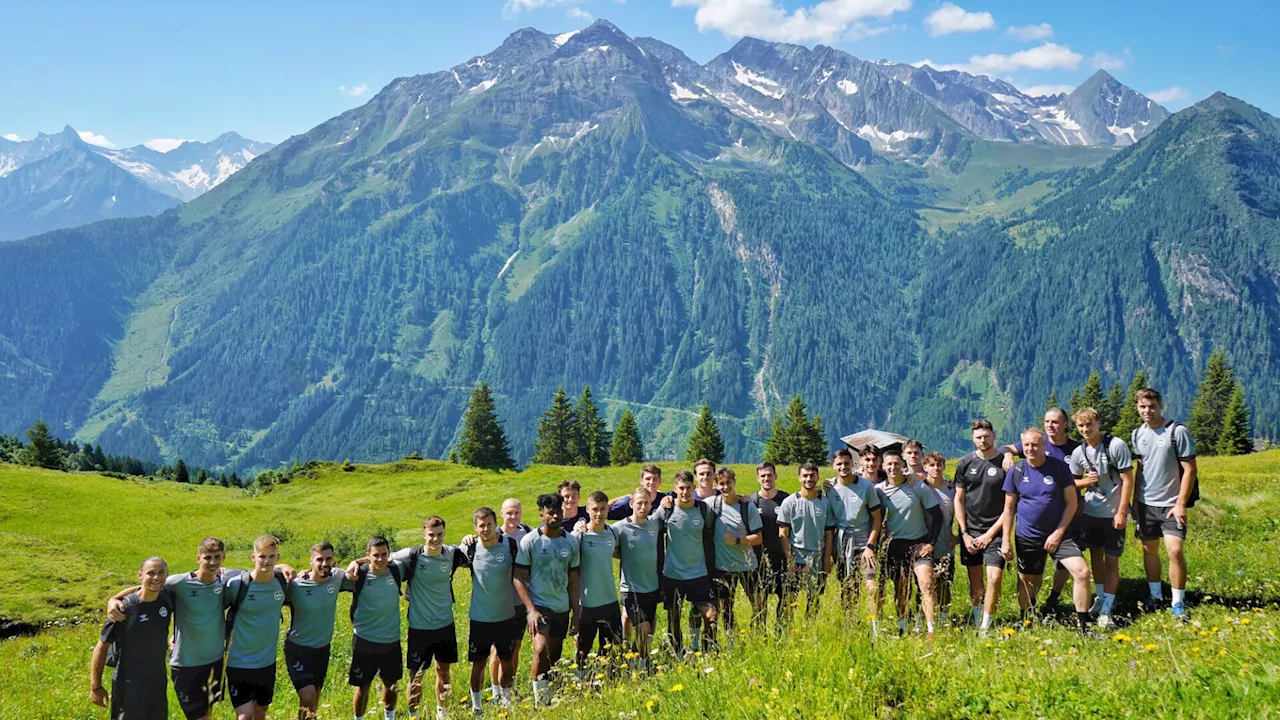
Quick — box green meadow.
[1,452,1278,718]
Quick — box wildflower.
[1144,643,1158,651]
[670,683,684,692]
[646,700,656,712]
[1112,633,1131,643]
[1002,628,1016,636]
[595,673,606,680]
[984,642,993,648]
[704,667,715,674]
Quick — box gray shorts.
[1134,503,1187,541]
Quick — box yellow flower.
[1112,633,1131,643]
[670,683,685,692]
[1002,628,1016,636]
[647,700,656,711]
[1144,643,1158,652]
[595,673,605,680]
[984,642,993,648]
[1241,618,1251,625]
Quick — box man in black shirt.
[746,461,790,629]
[90,557,173,720]
[954,420,1012,633]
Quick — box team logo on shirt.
[1043,475,1055,486]
[559,548,570,558]
[326,585,336,595]
[494,553,507,562]
[691,516,702,527]
[439,564,449,573]
[274,590,284,601]
[986,467,997,477]
[139,613,150,623]
[212,586,223,595]
[967,467,978,476]
[386,576,396,585]
[159,606,169,618]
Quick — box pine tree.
[230,471,242,487]
[91,444,107,470]
[1112,369,1149,439]
[1046,389,1059,411]
[1102,381,1123,434]
[1188,349,1235,455]
[806,415,828,465]
[686,403,725,463]
[609,409,644,466]
[174,459,190,484]
[531,387,577,465]
[1216,382,1252,456]
[457,382,515,470]
[22,421,63,470]
[572,386,611,467]
[762,415,791,465]
[1067,372,1105,440]
[195,468,209,485]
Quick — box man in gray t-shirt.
[343,536,404,720]
[826,448,884,616]
[777,464,836,618]
[573,491,624,676]
[224,536,289,719]
[1067,407,1135,628]
[1132,388,1198,619]
[514,493,580,707]
[285,541,348,719]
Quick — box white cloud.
[567,6,592,18]
[1006,22,1052,41]
[673,0,912,44]
[2,133,22,142]
[77,130,116,148]
[1021,83,1075,97]
[922,42,1082,75]
[504,0,587,17]
[924,3,994,37]
[1091,48,1131,71]
[142,138,194,153]
[1147,86,1189,104]
[338,83,369,97]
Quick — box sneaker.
[1097,614,1114,629]
[1141,596,1163,614]
[1170,603,1189,622]
[1089,596,1104,617]
[437,708,447,720]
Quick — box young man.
[656,470,719,654]
[827,448,884,625]
[607,464,663,521]
[224,535,290,720]
[1001,428,1094,633]
[285,542,348,720]
[558,480,589,533]
[514,493,581,706]
[490,499,530,702]
[615,486,663,668]
[344,537,404,720]
[1131,387,1198,619]
[90,557,173,720]
[708,468,763,643]
[920,452,957,627]
[1068,407,1135,628]
[746,462,790,626]
[465,508,519,712]
[573,491,624,677]
[902,439,927,484]
[954,420,1011,633]
[392,517,467,720]
[876,450,941,638]
[777,463,836,619]
[1001,408,1081,465]
[693,459,719,501]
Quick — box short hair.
[923,451,946,467]
[693,458,716,473]
[859,445,882,459]
[755,461,776,474]
[198,537,225,555]
[557,479,581,494]
[367,536,390,551]
[630,486,650,502]
[1020,427,1045,441]
[1136,388,1162,406]
[473,506,497,523]
[1045,407,1070,423]
[833,448,853,461]
[423,516,446,530]
[587,490,609,505]
[310,541,334,555]
[140,556,168,571]
[1072,407,1099,425]
[253,534,280,553]
[673,469,695,486]
[903,439,924,453]
[798,462,820,475]
[537,493,563,512]
[715,467,736,484]
[881,448,903,462]
[641,464,662,478]
[971,419,994,433]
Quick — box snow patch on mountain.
[732,61,785,100]
[837,80,858,95]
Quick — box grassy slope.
[1,452,1278,717]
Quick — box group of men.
[89,387,1197,720]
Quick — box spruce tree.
[91,444,107,470]
[21,421,63,469]
[609,409,644,466]
[195,468,209,485]
[806,415,828,465]
[1068,371,1105,440]
[175,459,190,484]
[1112,369,1148,439]
[686,403,725,463]
[457,382,516,470]
[781,396,815,464]
[762,415,791,465]
[1215,382,1252,456]
[532,387,577,465]
[572,386,611,467]
[1046,389,1059,411]
[1188,349,1235,455]
[1102,381,1124,434]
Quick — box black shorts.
[509,607,527,645]
[746,554,787,598]
[959,528,1007,569]
[170,661,223,720]
[621,590,661,627]
[835,543,878,584]
[284,640,331,691]
[1134,503,1187,541]
[408,625,459,673]
[348,635,403,687]
[1015,535,1083,576]
[534,606,571,639]
[663,575,716,609]
[109,676,167,720]
[884,538,934,579]
[1075,514,1126,556]
[226,665,275,709]
[469,618,517,662]
[713,570,749,603]
[933,552,955,584]
[579,602,623,652]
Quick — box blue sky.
[2,0,1273,148]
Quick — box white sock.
[980,612,993,630]
[436,707,446,720]
[490,683,500,697]
[1172,588,1186,606]
[1100,593,1116,614]
[355,715,365,720]
[1148,581,1163,599]
[971,607,982,625]
[385,710,396,720]
[926,621,936,632]
[533,679,551,705]
[471,691,483,711]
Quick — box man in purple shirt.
[1001,428,1094,633]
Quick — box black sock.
[1077,611,1091,630]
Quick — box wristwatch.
[866,542,878,551]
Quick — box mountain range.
[0,19,1274,470]
[0,128,271,241]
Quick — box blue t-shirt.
[1003,456,1074,541]
[1014,438,1080,464]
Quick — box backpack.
[466,536,519,569]
[402,545,468,604]
[657,501,716,573]
[349,562,403,622]
[1131,421,1200,508]
[225,571,289,647]
[104,593,174,668]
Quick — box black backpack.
[349,562,403,622]
[104,593,174,668]
[466,536,520,603]
[225,571,289,647]
[657,501,716,573]
[1132,421,1200,508]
